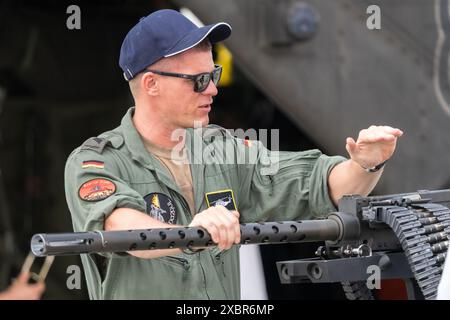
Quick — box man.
[65,9,403,299]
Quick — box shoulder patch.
[78,178,116,202]
[81,137,109,154]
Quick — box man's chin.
[191,117,209,128]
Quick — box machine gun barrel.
[31,218,345,257]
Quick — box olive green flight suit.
[65,107,346,299]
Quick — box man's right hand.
[189,205,241,251]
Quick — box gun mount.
[31,189,450,300]
[277,189,450,300]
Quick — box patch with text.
[144,193,177,224]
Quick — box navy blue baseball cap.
[119,9,232,81]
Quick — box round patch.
[78,179,116,202]
[144,193,177,224]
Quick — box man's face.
[153,49,218,129]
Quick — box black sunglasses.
[146,65,222,93]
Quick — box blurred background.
[1,0,449,299]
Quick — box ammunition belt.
[377,203,450,299]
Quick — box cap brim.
[164,22,232,57]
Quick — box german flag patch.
[82,160,104,169]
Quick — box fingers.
[376,126,403,142]
[345,137,357,155]
[230,210,240,219]
[358,133,396,144]
[230,211,241,244]
[212,207,231,250]
[357,130,388,144]
[380,126,403,137]
[356,126,404,144]
[214,206,240,250]
[189,206,241,251]
[16,272,30,284]
[189,213,220,244]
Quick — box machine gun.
[31,189,450,300]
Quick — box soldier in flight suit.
[64,9,403,299]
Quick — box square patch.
[205,189,237,211]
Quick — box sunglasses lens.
[194,67,222,92]
[212,67,222,85]
[195,74,210,92]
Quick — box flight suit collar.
[120,107,157,170]
[120,107,206,211]
[119,107,212,213]
[185,128,206,213]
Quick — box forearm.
[105,207,182,259]
[327,159,383,206]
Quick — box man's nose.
[202,79,218,96]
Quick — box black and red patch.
[78,179,116,202]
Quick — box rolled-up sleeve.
[235,137,346,222]
[308,154,347,218]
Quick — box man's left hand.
[346,125,403,170]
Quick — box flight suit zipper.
[168,185,216,299]
[161,255,190,270]
[151,159,211,298]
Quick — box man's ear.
[141,72,159,96]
